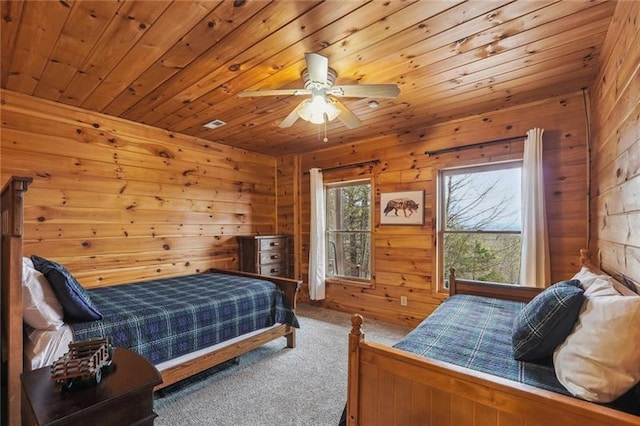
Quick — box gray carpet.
[154,304,411,426]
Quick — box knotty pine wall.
[279,91,590,326]
[589,1,640,284]
[1,89,277,288]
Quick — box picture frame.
[380,190,424,225]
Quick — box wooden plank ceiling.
[1,0,615,157]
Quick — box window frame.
[324,177,374,288]
[436,160,523,292]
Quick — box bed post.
[448,267,458,295]
[347,314,364,426]
[1,176,32,426]
[579,248,591,266]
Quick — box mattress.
[393,294,568,395]
[70,272,299,365]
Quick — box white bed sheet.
[155,324,279,371]
[24,325,74,370]
[24,323,281,372]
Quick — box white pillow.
[572,266,637,296]
[572,266,610,290]
[553,278,640,402]
[22,257,64,330]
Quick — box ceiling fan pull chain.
[323,114,329,143]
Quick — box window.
[325,179,372,281]
[438,162,522,288]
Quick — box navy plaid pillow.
[31,255,102,322]
[512,280,584,361]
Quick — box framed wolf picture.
[380,190,424,225]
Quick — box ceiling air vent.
[203,119,227,129]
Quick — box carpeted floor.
[154,304,411,426]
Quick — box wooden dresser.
[21,348,162,426]
[238,235,290,278]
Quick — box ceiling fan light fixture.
[240,53,398,129]
[325,101,340,121]
[308,111,326,125]
[297,95,340,124]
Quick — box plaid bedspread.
[393,294,568,395]
[70,272,299,365]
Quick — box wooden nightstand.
[21,348,162,426]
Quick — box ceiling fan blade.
[238,88,307,97]
[305,53,328,84]
[279,100,307,128]
[330,84,400,98]
[328,97,362,129]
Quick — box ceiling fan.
[238,53,400,129]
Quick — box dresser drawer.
[259,250,284,265]
[259,263,287,276]
[259,237,287,251]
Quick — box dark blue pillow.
[30,255,102,322]
[512,279,584,361]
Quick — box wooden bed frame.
[0,176,301,426]
[346,256,640,425]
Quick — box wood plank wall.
[0,89,277,288]
[279,91,589,326]
[276,154,300,279]
[589,1,640,284]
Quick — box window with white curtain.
[437,161,522,289]
[325,179,372,282]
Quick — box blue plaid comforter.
[70,273,299,365]
[393,294,568,395]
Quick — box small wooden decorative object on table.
[51,337,115,391]
[21,347,162,426]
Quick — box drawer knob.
[271,255,279,259]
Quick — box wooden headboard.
[1,176,32,426]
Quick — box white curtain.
[519,128,550,287]
[309,168,326,300]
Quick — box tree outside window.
[325,180,371,281]
[439,162,522,287]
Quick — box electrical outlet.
[400,296,408,306]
